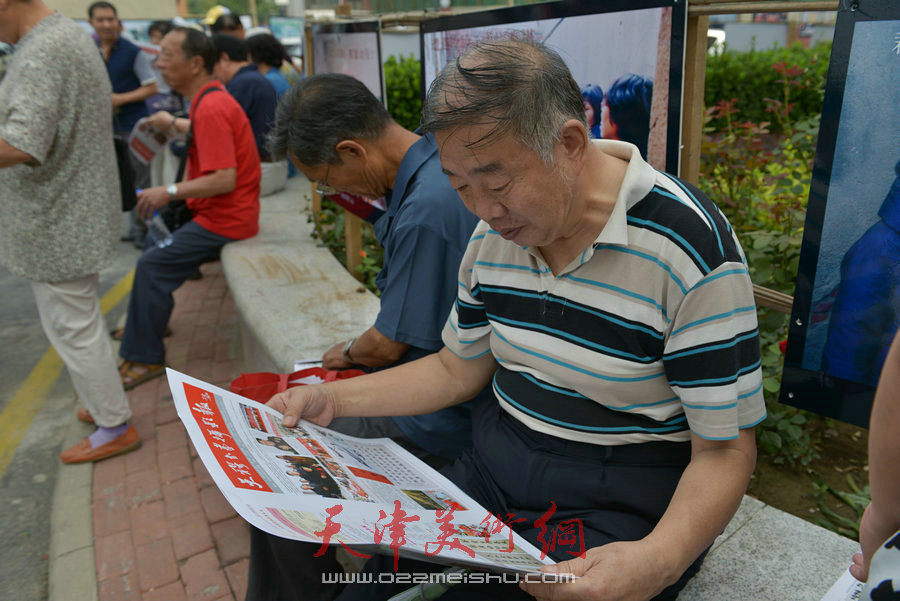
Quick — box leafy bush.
[700,59,822,466]
[705,42,831,134]
[811,473,869,539]
[384,54,422,132]
[310,198,384,297]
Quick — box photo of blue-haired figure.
[580,83,604,139]
[581,74,654,159]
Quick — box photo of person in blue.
[822,158,900,389]
[601,73,653,159]
[580,83,604,139]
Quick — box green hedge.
[705,42,831,133]
[384,54,422,132]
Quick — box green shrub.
[310,198,384,297]
[705,42,831,134]
[384,54,422,132]
[700,57,823,466]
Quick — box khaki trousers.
[30,274,131,428]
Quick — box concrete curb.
[48,317,127,601]
[48,415,97,601]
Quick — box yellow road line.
[0,269,134,477]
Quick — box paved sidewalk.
[62,261,250,601]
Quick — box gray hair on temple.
[422,36,586,164]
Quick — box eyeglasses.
[316,164,338,196]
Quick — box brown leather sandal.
[119,360,166,390]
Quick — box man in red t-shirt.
[111,27,260,391]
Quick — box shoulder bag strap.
[174,86,222,183]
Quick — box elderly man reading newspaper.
[267,38,765,601]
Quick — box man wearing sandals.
[0,0,140,463]
[117,27,260,390]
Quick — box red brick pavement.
[94,262,249,601]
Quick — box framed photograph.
[310,20,385,102]
[781,0,900,427]
[419,0,686,174]
[269,16,305,57]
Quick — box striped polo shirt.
[442,140,766,445]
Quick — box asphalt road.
[0,240,141,601]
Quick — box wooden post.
[344,212,363,280]
[304,23,314,77]
[688,1,838,15]
[680,13,709,185]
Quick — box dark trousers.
[245,417,451,601]
[246,402,704,601]
[119,221,232,364]
[335,402,702,601]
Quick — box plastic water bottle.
[145,210,173,248]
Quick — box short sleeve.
[134,50,157,86]
[663,262,766,440]
[374,222,461,350]
[191,99,237,174]
[0,54,62,165]
[442,225,493,360]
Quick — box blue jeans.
[119,221,232,364]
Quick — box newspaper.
[127,117,173,166]
[167,368,555,574]
[819,569,864,601]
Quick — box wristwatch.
[342,337,357,363]
[166,184,178,200]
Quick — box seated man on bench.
[244,73,491,600]
[267,38,765,601]
[116,27,260,390]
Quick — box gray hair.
[422,37,586,164]
[267,73,392,166]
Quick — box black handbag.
[114,134,137,212]
[159,86,222,231]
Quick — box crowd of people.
[1,1,898,600]
[0,0,298,462]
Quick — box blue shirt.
[371,134,484,458]
[226,64,278,160]
[264,69,291,98]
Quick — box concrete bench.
[681,495,857,600]
[220,175,859,601]
[222,175,380,373]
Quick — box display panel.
[420,0,686,173]
[269,16,305,58]
[310,20,384,102]
[781,0,900,427]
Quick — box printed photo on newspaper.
[166,368,556,575]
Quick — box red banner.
[183,383,272,492]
